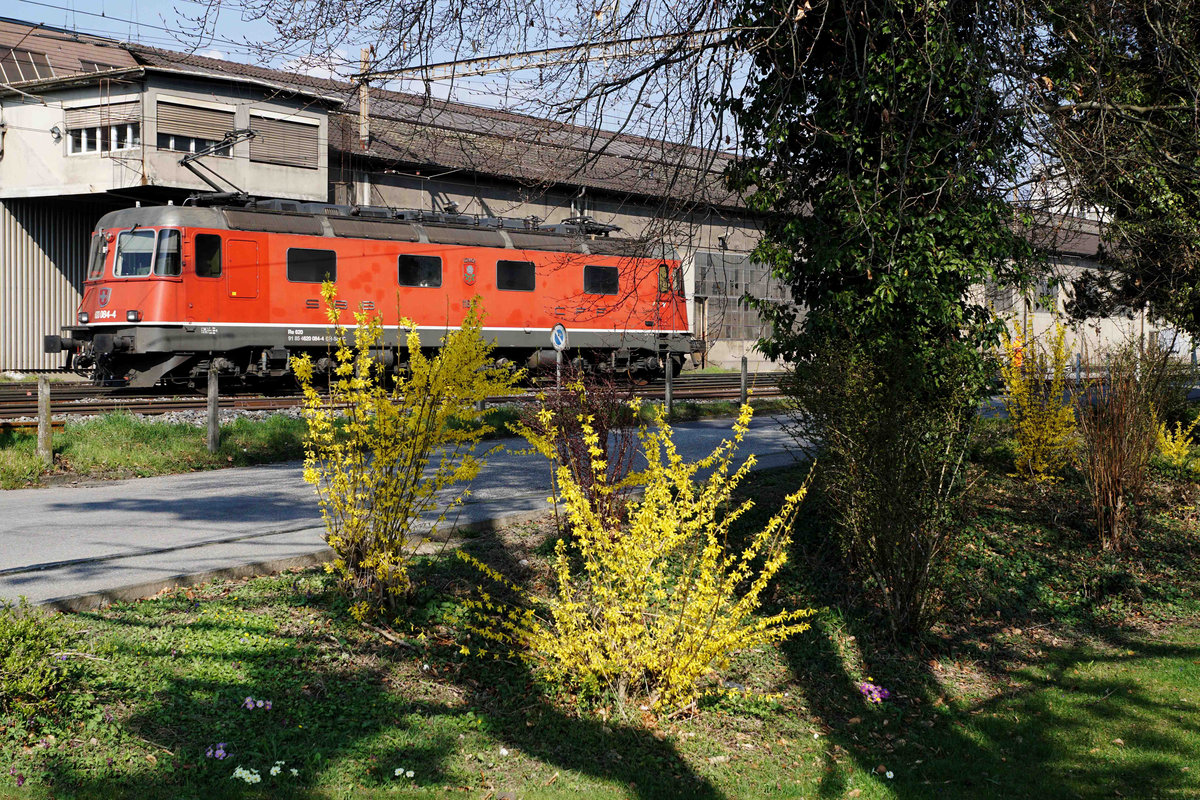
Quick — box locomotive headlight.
[77,312,89,324]
[126,310,141,322]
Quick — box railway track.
[0,372,784,425]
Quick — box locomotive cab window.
[154,229,182,276]
[287,248,337,283]
[86,233,106,280]
[398,254,442,287]
[657,263,670,294]
[584,265,619,296]
[497,260,535,292]
[194,234,222,277]
[114,229,157,277]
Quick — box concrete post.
[37,376,52,469]
[740,355,749,406]
[207,364,220,454]
[664,357,674,418]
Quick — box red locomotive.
[44,199,696,388]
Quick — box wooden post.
[664,357,674,418]
[207,363,220,454]
[740,355,749,406]
[37,376,52,469]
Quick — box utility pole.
[358,46,373,150]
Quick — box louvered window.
[249,114,319,169]
[157,101,235,140]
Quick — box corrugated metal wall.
[0,198,116,370]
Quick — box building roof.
[0,18,138,82]
[1,16,737,208]
[126,43,737,207]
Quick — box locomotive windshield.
[86,233,105,280]
[113,229,181,277]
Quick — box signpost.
[551,324,568,388]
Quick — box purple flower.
[255,700,264,708]
[242,696,255,710]
[15,774,24,787]
[206,742,228,760]
[264,701,272,711]
[857,681,891,704]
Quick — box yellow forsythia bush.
[999,319,1076,484]
[295,283,520,618]
[460,402,815,712]
[1156,415,1199,471]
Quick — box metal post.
[664,357,674,418]
[556,349,563,389]
[37,376,52,469]
[740,355,748,406]
[207,363,220,454]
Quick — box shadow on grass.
[760,465,1200,800]
[29,529,719,800]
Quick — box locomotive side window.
[194,234,222,277]
[114,230,156,277]
[287,248,337,283]
[398,254,442,288]
[584,265,619,295]
[497,260,535,292]
[154,230,182,276]
[658,263,670,294]
[86,234,106,280]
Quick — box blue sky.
[10,0,308,67]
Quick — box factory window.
[583,265,619,295]
[249,113,319,169]
[156,132,229,157]
[68,123,141,155]
[156,101,234,156]
[398,254,442,287]
[497,260,535,292]
[194,234,222,277]
[154,230,182,276]
[287,248,337,283]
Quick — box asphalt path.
[0,416,800,609]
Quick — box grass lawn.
[0,399,791,489]
[2,419,1199,798]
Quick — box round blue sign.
[550,323,569,352]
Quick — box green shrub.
[0,599,71,719]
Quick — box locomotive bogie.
[47,203,696,387]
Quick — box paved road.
[0,416,800,609]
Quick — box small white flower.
[405,770,414,778]
[813,733,820,739]
[290,768,299,776]
[499,748,509,756]
[394,768,403,777]
[270,766,281,776]
[886,771,894,779]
